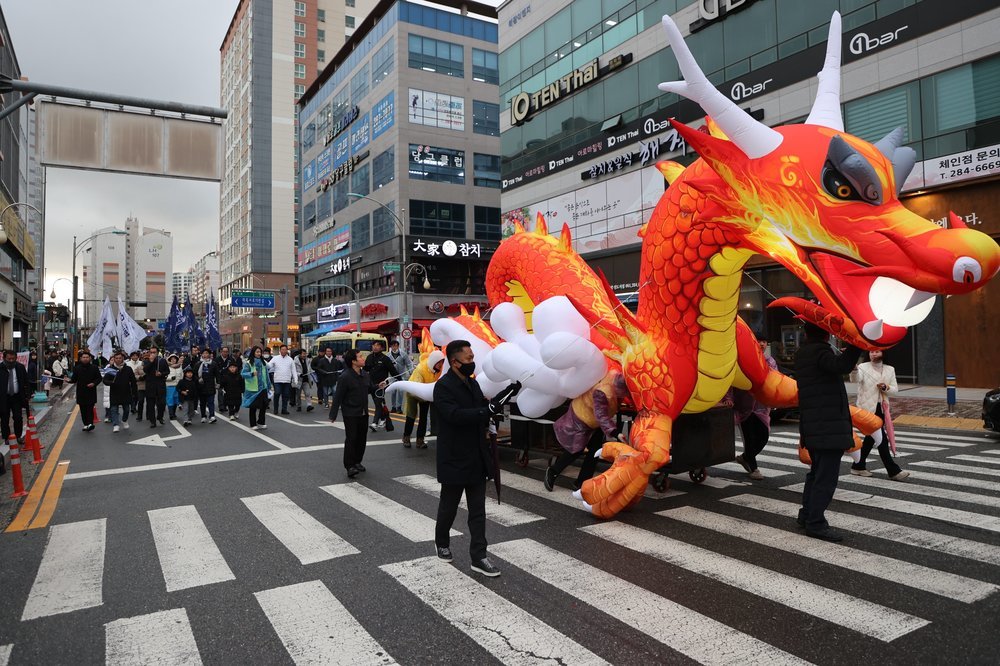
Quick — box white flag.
[116,297,148,354]
[87,296,114,358]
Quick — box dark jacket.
[0,362,30,407]
[329,366,372,421]
[102,364,137,406]
[364,351,396,385]
[71,362,103,405]
[433,371,492,485]
[176,377,199,403]
[212,354,235,380]
[194,360,217,395]
[795,340,862,450]
[220,370,245,405]
[143,356,170,389]
[313,355,343,388]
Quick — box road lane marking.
[394,474,544,526]
[0,644,11,666]
[950,454,1000,466]
[660,506,997,603]
[320,483,457,542]
[105,608,201,665]
[217,415,290,449]
[894,430,994,444]
[241,493,359,564]
[148,505,235,592]
[255,580,396,665]
[582,521,927,642]
[270,413,338,428]
[780,483,1000,534]
[890,434,976,447]
[840,475,1000,510]
[6,406,77,532]
[128,418,191,447]
[22,518,106,620]
[892,468,1000,489]
[713,461,792,478]
[766,436,912,456]
[28,461,70,529]
[381,554,608,665]
[724,495,1000,567]
[491,538,809,665]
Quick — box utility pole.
[281,287,288,347]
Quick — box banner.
[87,296,114,359]
[206,298,223,352]
[116,296,148,354]
[164,295,182,353]
[185,295,206,349]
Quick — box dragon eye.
[822,163,863,202]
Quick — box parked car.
[983,388,1000,432]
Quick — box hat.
[167,353,179,360]
[427,350,445,369]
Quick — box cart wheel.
[515,449,529,468]
[652,473,670,493]
[689,468,707,484]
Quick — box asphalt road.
[1,400,999,665]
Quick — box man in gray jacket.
[387,339,414,413]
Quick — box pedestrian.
[402,350,444,449]
[164,354,183,421]
[545,370,629,492]
[241,346,272,430]
[220,362,245,420]
[0,350,30,444]
[433,340,505,577]
[267,344,298,414]
[143,346,170,427]
[329,348,379,478]
[313,346,342,407]
[364,341,396,431]
[196,349,218,423]
[50,351,67,390]
[102,351,137,433]
[26,350,39,397]
[732,338,779,481]
[127,351,146,418]
[851,350,909,481]
[182,345,202,373]
[388,339,414,413]
[795,322,862,543]
[176,367,199,426]
[212,346,233,409]
[71,351,102,432]
[294,350,316,412]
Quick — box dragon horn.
[874,127,918,195]
[559,223,573,252]
[658,15,782,158]
[805,12,844,131]
[472,305,482,320]
[535,212,549,235]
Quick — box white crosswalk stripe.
[981,449,1000,456]
[491,538,810,665]
[320,483,459,542]
[951,454,1000,466]
[839,475,1000,510]
[393,474,544,526]
[892,468,1000,490]
[780,483,1000,534]
[255,580,396,666]
[499,469,599,510]
[0,644,12,666]
[713,461,793,477]
[380,554,608,665]
[890,434,976,447]
[658,506,997,602]
[724,495,1000,566]
[148,505,236,592]
[105,608,202,666]
[22,519,106,621]
[766,436,913,456]
[581,522,927,642]
[912,460,1000,477]
[242,493,359,564]
[895,431,994,444]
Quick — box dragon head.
[659,12,1000,349]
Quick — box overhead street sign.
[382,262,401,272]
[231,290,276,309]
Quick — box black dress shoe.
[471,557,501,577]
[543,466,556,492]
[347,465,360,478]
[356,463,366,472]
[436,545,453,562]
[796,517,806,529]
[281,410,290,415]
[805,528,844,543]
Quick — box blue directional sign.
[231,290,275,309]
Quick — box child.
[165,354,183,420]
[176,367,199,427]
[221,362,245,420]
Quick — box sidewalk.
[0,385,74,508]
[845,382,990,432]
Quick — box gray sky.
[4,0,239,305]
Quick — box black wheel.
[515,449,529,468]
[652,472,670,493]
[689,468,707,484]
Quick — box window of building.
[372,202,398,243]
[472,100,499,136]
[333,180,349,214]
[317,8,326,21]
[351,63,370,104]
[294,2,306,17]
[294,63,306,80]
[473,154,500,189]
[474,206,501,241]
[317,29,325,42]
[295,84,305,99]
[317,49,325,62]
[409,200,466,238]
[351,163,370,197]
[303,200,317,229]
[346,0,355,7]
[303,122,316,150]
[346,15,355,29]
[372,37,395,88]
[409,144,465,185]
[844,81,921,146]
[922,56,1000,141]
[295,42,306,58]
[316,189,332,223]
[295,22,306,38]
[372,146,395,189]
[351,213,370,250]
[409,89,465,131]
[471,48,499,84]
[408,34,464,78]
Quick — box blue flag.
[185,295,206,349]
[206,297,223,352]
[164,295,183,353]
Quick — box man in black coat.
[364,341,397,432]
[313,347,342,407]
[71,351,103,432]
[103,350,137,433]
[329,349,377,478]
[0,350,30,444]
[795,322,862,543]
[212,346,233,408]
[143,346,170,427]
[432,340,503,577]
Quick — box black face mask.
[456,361,475,377]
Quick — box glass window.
[409,89,465,131]
[409,144,465,184]
[295,22,306,38]
[500,44,520,85]
[295,42,305,59]
[317,49,325,61]
[408,34,464,77]
[471,48,499,84]
[686,23,724,76]
[473,154,500,188]
[318,8,326,21]
[474,206,501,241]
[603,65,638,118]
[295,84,305,99]
[351,163,370,197]
[332,180,349,214]
[372,37,395,87]
[572,0,601,35]
[345,0,354,8]
[317,188,332,222]
[472,100,499,136]
[373,146,395,189]
[774,0,836,43]
[921,57,1000,137]
[303,122,316,150]
[294,63,306,80]
[844,81,921,144]
[521,25,544,71]
[295,2,306,16]
[545,7,572,54]
[346,15,355,28]
[409,200,466,238]
[303,200,316,229]
[373,202,398,243]
[318,29,325,42]
[573,81,606,128]
[724,0,775,65]
[351,63,370,103]
[602,13,637,52]
[351,213,370,250]
[603,0,631,15]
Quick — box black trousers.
[403,401,430,439]
[80,402,96,427]
[799,448,843,532]
[851,402,902,476]
[436,481,487,560]
[134,389,146,419]
[342,414,369,469]
[1,396,25,441]
[145,383,166,424]
[249,391,269,427]
[738,414,770,471]
[551,428,603,487]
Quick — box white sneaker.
[123,422,130,430]
[258,424,267,430]
[112,425,120,433]
[889,470,910,481]
[252,425,260,430]
[209,417,217,424]
[229,415,236,421]
[201,417,207,423]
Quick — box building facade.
[133,227,172,320]
[498,0,1000,387]
[83,225,129,325]
[189,253,221,308]
[296,0,501,346]
[172,271,194,303]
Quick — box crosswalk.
[3,426,999,664]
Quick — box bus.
[313,332,388,360]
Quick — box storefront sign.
[327,256,353,276]
[298,225,350,272]
[361,303,389,318]
[409,89,465,131]
[506,4,531,27]
[317,303,350,323]
[318,150,370,192]
[303,159,317,190]
[412,238,483,258]
[510,54,632,126]
[371,91,395,140]
[350,112,370,155]
[924,145,1000,189]
[903,179,999,237]
[427,300,445,314]
[445,301,489,314]
[317,147,332,179]
[410,144,464,169]
[582,130,686,181]
[323,105,360,146]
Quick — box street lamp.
[72,230,128,351]
[405,262,431,291]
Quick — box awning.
[412,319,435,330]
[335,318,397,333]
[303,323,340,338]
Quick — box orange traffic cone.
[26,412,44,450]
[8,434,27,498]
[24,418,43,465]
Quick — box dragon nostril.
[952,256,982,285]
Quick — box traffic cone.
[8,435,27,498]
[24,416,43,465]
[27,411,44,449]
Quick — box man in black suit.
[0,350,30,445]
[795,322,862,543]
[143,346,170,427]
